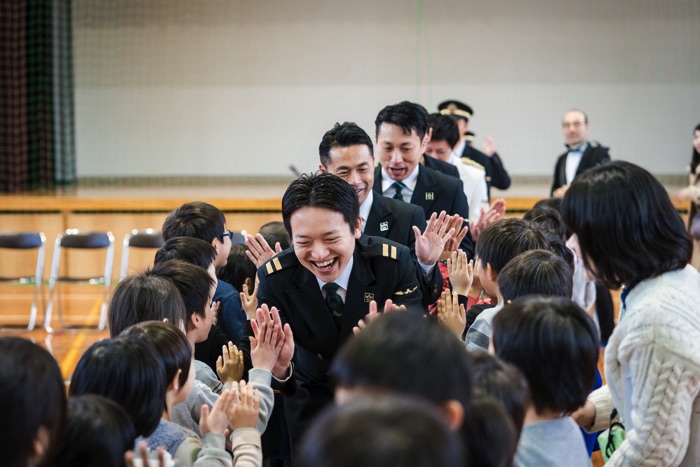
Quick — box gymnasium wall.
[72,0,700,178]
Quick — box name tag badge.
[379,221,389,231]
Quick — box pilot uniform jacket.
[373,165,475,259]
[256,235,422,446]
[551,143,611,195]
[364,195,442,306]
[461,144,511,192]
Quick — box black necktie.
[392,182,405,201]
[323,282,344,329]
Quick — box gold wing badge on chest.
[394,285,419,296]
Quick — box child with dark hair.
[108,264,188,337]
[55,395,136,467]
[523,204,567,241]
[218,244,257,301]
[121,321,263,466]
[217,244,257,323]
[463,218,552,351]
[257,221,291,251]
[498,249,573,302]
[154,237,231,372]
[0,337,66,467]
[493,296,599,467]
[331,312,472,460]
[499,249,602,456]
[162,201,248,367]
[462,392,519,467]
[467,351,530,434]
[297,396,465,467]
[70,336,167,438]
[528,197,615,344]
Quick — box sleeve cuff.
[587,385,615,433]
[418,260,436,275]
[272,363,294,383]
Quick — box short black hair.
[375,101,429,141]
[462,392,518,467]
[427,113,460,149]
[297,396,465,467]
[319,122,374,168]
[562,161,691,289]
[475,218,551,275]
[152,260,215,320]
[120,321,192,396]
[55,395,136,467]
[258,221,291,251]
[154,236,217,270]
[332,312,471,416]
[282,172,360,237]
[70,336,166,437]
[162,201,227,243]
[467,351,530,433]
[492,296,599,415]
[0,337,66,467]
[217,243,256,292]
[497,249,574,302]
[108,266,187,337]
[532,196,570,238]
[523,205,567,241]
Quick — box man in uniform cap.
[438,99,511,197]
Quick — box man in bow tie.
[551,109,611,198]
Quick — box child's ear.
[439,400,465,431]
[171,369,183,392]
[486,263,497,281]
[32,426,49,462]
[187,312,199,332]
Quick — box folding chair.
[119,228,164,280]
[44,230,114,333]
[0,232,46,331]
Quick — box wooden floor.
[0,285,110,379]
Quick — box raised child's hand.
[216,341,244,383]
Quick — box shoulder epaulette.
[363,240,400,261]
[262,254,288,276]
[462,158,485,171]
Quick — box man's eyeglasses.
[217,230,234,241]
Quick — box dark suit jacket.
[256,235,422,445]
[551,143,611,195]
[461,144,511,192]
[422,154,461,179]
[364,194,425,252]
[364,194,442,306]
[373,165,475,259]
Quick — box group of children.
[4,158,699,467]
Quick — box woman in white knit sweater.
[563,161,700,467]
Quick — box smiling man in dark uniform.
[256,171,423,447]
